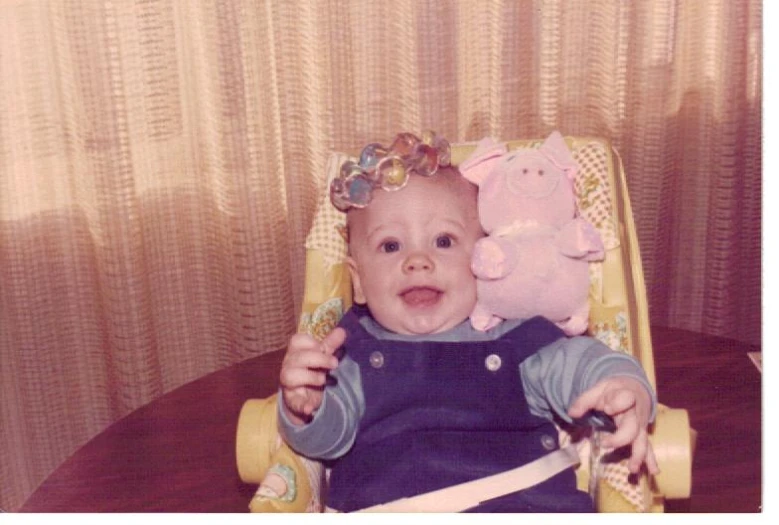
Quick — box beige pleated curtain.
[0,0,761,512]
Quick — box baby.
[278,132,658,512]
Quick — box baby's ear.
[346,256,367,305]
[459,138,506,187]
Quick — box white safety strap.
[353,444,580,513]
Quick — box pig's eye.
[538,170,544,176]
[522,168,529,174]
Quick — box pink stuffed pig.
[460,131,605,334]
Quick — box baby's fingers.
[603,388,640,418]
[568,383,607,419]
[626,429,660,475]
[283,347,339,375]
[280,365,330,390]
[282,385,322,420]
[288,332,330,355]
[321,327,347,356]
[600,411,639,449]
[640,438,660,475]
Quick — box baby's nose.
[403,253,435,273]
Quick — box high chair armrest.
[649,404,695,499]
[236,394,321,512]
[236,396,279,484]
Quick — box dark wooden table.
[20,326,761,513]
[654,328,762,513]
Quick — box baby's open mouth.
[399,286,443,307]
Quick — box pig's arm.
[556,219,605,261]
[471,236,520,280]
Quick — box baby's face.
[347,170,483,335]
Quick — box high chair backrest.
[299,136,656,390]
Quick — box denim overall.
[326,306,594,513]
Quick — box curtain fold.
[0,0,760,511]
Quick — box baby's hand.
[568,376,659,475]
[279,327,346,426]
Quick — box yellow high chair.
[235,135,695,513]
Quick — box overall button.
[484,354,502,372]
[369,351,384,369]
[540,434,557,451]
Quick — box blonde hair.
[343,165,477,249]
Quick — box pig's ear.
[459,138,506,187]
[540,131,577,180]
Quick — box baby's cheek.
[459,270,478,304]
[457,252,478,275]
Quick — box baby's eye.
[435,235,454,249]
[380,240,401,253]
